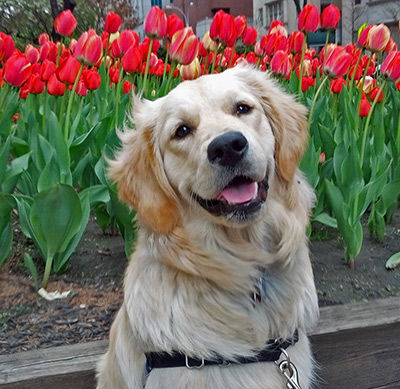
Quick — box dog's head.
[109,66,308,235]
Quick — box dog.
[96,65,319,389]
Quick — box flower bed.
[0,5,399,289]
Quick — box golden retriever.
[96,65,319,389]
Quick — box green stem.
[165,62,177,95]
[90,90,93,127]
[142,38,154,94]
[64,63,85,143]
[162,41,171,82]
[323,30,330,61]
[210,44,219,75]
[42,254,54,289]
[359,80,387,169]
[228,41,237,69]
[298,33,307,96]
[56,36,64,67]
[348,48,364,97]
[115,62,124,127]
[308,76,329,127]
[42,88,48,134]
[0,83,11,113]
[58,93,67,127]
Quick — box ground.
[1,210,399,354]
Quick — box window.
[265,2,283,27]
[257,8,263,28]
[151,0,162,7]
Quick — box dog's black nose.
[207,131,249,167]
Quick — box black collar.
[145,330,298,371]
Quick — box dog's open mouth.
[194,176,269,218]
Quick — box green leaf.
[79,184,110,207]
[386,252,400,270]
[0,131,13,185]
[0,222,13,266]
[53,194,90,273]
[2,152,31,194]
[37,155,61,192]
[30,184,83,260]
[312,212,338,228]
[24,253,39,290]
[69,122,102,164]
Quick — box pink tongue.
[217,182,257,204]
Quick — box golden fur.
[97,65,319,389]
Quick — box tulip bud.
[357,25,372,48]
[82,69,101,90]
[24,44,40,64]
[210,9,236,46]
[242,26,257,46]
[235,15,247,39]
[381,51,400,81]
[40,59,56,82]
[28,73,45,94]
[359,98,371,117]
[4,52,32,87]
[321,5,341,30]
[54,9,77,37]
[270,50,290,78]
[322,46,352,78]
[167,14,184,40]
[288,30,305,54]
[369,86,383,103]
[47,73,66,95]
[104,11,122,34]
[144,6,167,39]
[269,20,287,37]
[56,55,81,84]
[0,32,15,61]
[329,78,346,94]
[180,57,201,80]
[298,4,320,33]
[74,30,103,66]
[319,152,326,164]
[170,27,199,65]
[367,24,391,53]
[121,46,142,74]
[38,33,50,46]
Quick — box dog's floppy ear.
[262,88,308,182]
[108,97,181,235]
[236,67,308,182]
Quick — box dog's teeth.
[252,183,258,200]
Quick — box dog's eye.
[174,125,192,139]
[236,103,252,115]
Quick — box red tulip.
[167,14,184,40]
[329,78,346,94]
[367,24,391,53]
[47,73,65,95]
[263,33,287,56]
[270,50,290,78]
[169,27,199,65]
[24,44,40,64]
[82,69,101,90]
[322,46,352,78]
[369,86,383,103]
[358,25,373,48]
[301,76,315,92]
[27,73,45,94]
[298,4,320,33]
[385,38,397,54]
[210,9,236,46]
[121,46,143,74]
[180,57,201,80]
[19,83,29,99]
[56,55,81,84]
[54,10,77,37]
[40,59,56,81]
[396,79,400,92]
[381,51,400,81]
[321,5,341,30]
[13,113,19,123]
[349,64,363,80]
[242,26,257,46]
[123,80,134,94]
[39,41,57,62]
[109,63,120,83]
[74,78,87,96]
[4,52,32,87]
[288,30,305,54]
[144,6,167,39]
[73,30,102,66]
[269,20,287,37]
[359,98,371,117]
[39,33,50,46]
[235,15,247,39]
[0,32,15,61]
[319,152,326,164]
[104,11,122,34]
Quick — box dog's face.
[109,66,308,234]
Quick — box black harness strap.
[145,330,299,371]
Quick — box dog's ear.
[235,67,308,182]
[262,88,308,182]
[108,97,181,235]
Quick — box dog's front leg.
[96,305,146,389]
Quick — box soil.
[1,211,399,355]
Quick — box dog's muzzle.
[194,131,269,219]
